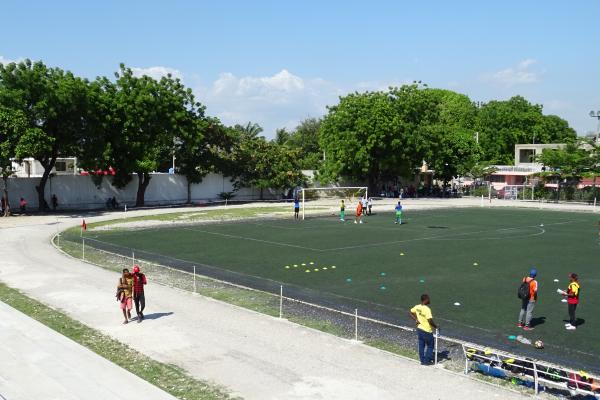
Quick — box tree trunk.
[37,157,57,211]
[2,175,10,217]
[135,172,152,207]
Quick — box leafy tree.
[0,106,32,216]
[0,60,92,210]
[100,65,200,206]
[176,118,238,203]
[477,96,576,164]
[284,118,323,170]
[234,122,264,139]
[231,136,304,199]
[536,139,591,201]
[274,128,291,146]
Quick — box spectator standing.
[19,197,27,213]
[132,265,147,323]
[51,194,58,211]
[293,197,300,220]
[517,268,538,331]
[367,197,373,215]
[561,273,580,330]
[361,196,367,215]
[410,294,438,365]
[117,269,133,324]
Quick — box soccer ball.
[534,340,544,349]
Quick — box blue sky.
[1,1,599,137]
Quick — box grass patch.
[364,338,419,360]
[86,206,295,230]
[0,282,234,400]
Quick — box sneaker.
[354,220,357,224]
[359,220,363,224]
[566,325,576,330]
[565,323,572,327]
[394,221,398,224]
[523,326,534,331]
[517,323,524,328]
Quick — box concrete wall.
[1,173,276,210]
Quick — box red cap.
[133,265,140,273]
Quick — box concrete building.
[11,157,78,178]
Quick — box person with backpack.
[559,273,580,330]
[517,268,538,331]
[132,265,147,323]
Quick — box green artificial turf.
[67,206,600,371]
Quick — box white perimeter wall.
[1,173,277,210]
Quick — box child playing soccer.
[355,201,363,224]
[340,199,345,222]
[394,201,403,224]
[294,197,300,220]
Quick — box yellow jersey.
[410,304,433,333]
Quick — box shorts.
[294,207,299,212]
[120,297,132,310]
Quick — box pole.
[480,195,484,207]
[354,308,358,341]
[532,185,534,201]
[193,265,197,293]
[132,251,135,268]
[279,285,283,318]
[302,189,305,220]
[82,238,85,261]
[434,329,439,365]
[533,361,539,395]
[594,197,597,212]
[488,183,492,204]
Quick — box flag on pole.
[82,219,87,231]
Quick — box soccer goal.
[300,186,368,220]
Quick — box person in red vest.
[560,273,580,330]
[132,265,147,323]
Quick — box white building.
[11,157,78,178]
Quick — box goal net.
[300,186,368,220]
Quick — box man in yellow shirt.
[410,294,438,365]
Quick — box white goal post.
[300,186,369,220]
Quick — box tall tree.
[0,106,32,216]
[0,60,92,210]
[101,65,200,206]
[234,122,264,139]
[284,118,323,170]
[477,96,576,164]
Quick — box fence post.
[533,361,539,395]
[354,309,358,341]
[434,329,439,365]
[193,265,197,293]
[279,285,283,318]
[480,195,484,207]
[82,238,85,261]
[594,197,597,212]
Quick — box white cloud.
[131,66,183,81]
[0,55,23,65]
[196,69,343,136]
[483,59,540,87]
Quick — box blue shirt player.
[395,202,403,225]
[294,198,300,220]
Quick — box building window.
[519,149,535,163]
[490,175,506,183]
[55,161,67,172]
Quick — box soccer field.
[80,206,599,370]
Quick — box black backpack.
[518,280,530,300]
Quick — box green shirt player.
[340,200,345,222]
[394,201,403,224]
